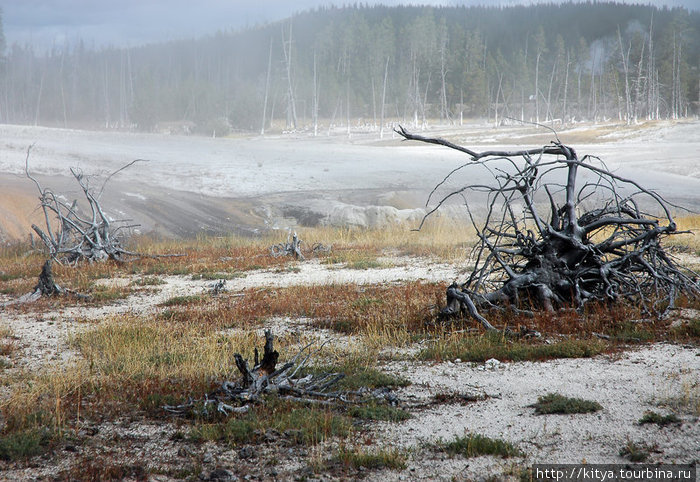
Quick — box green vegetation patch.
[159,295,204,307]
[346,259,385,270]
[0,428,53,461]
[301,364,410,391]
[190,400,352,446]
[348,404,412,422]
[333,446,407,471]
[438,433,522,458]
[419,332,606,362]
[87,284,131,303]
[191,271,246,281]
[619,440,651,462]
[638,411,681,426]
[530,393,602,415]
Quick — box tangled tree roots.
[163,331,398,417]
[397,126,699,331]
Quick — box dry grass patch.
[0,323,13,340]
[331,445,407,471]
[670,318,700,341]
[656,374,700,417]
[671,214,700,252]
[300,219,479,261]
[59,457,148,482]
[1,324,17,369]
[131,275,167,286]
[159,282,444,342]
[0,316,321,438]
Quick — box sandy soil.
[374,343,699,480]
[1,119,699,239]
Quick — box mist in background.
[0,2,697,133]
[2,0,698,49]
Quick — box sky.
[1,0,697,50]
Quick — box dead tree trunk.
[396,126,699,330]
[34,259,63,296]
[3,259,91,306]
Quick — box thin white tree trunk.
[261,39,273,135]
[379,56,389,139]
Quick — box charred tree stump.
[2,259,90,306]
[34,259,63,297]
[396,126,699,330]
[163,331,398,417]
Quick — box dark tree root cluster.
[397,126,699,331]
[163,331,398,418]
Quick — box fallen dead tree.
[163,330,398,417]
[396,126,699,331]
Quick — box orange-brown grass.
[0,220,475,306]
[159,282,445,339]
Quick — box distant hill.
[1,3,698,132]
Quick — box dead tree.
[25,146,147,264]
[270,231,305,260]
[163,330,397,417]
[269,231,332,260]
[396,126,699,331]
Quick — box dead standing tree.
[396,126,699,331]
[25,145,146,264]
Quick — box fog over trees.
[0,3,698,135]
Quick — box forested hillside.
[1,2,698,134]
